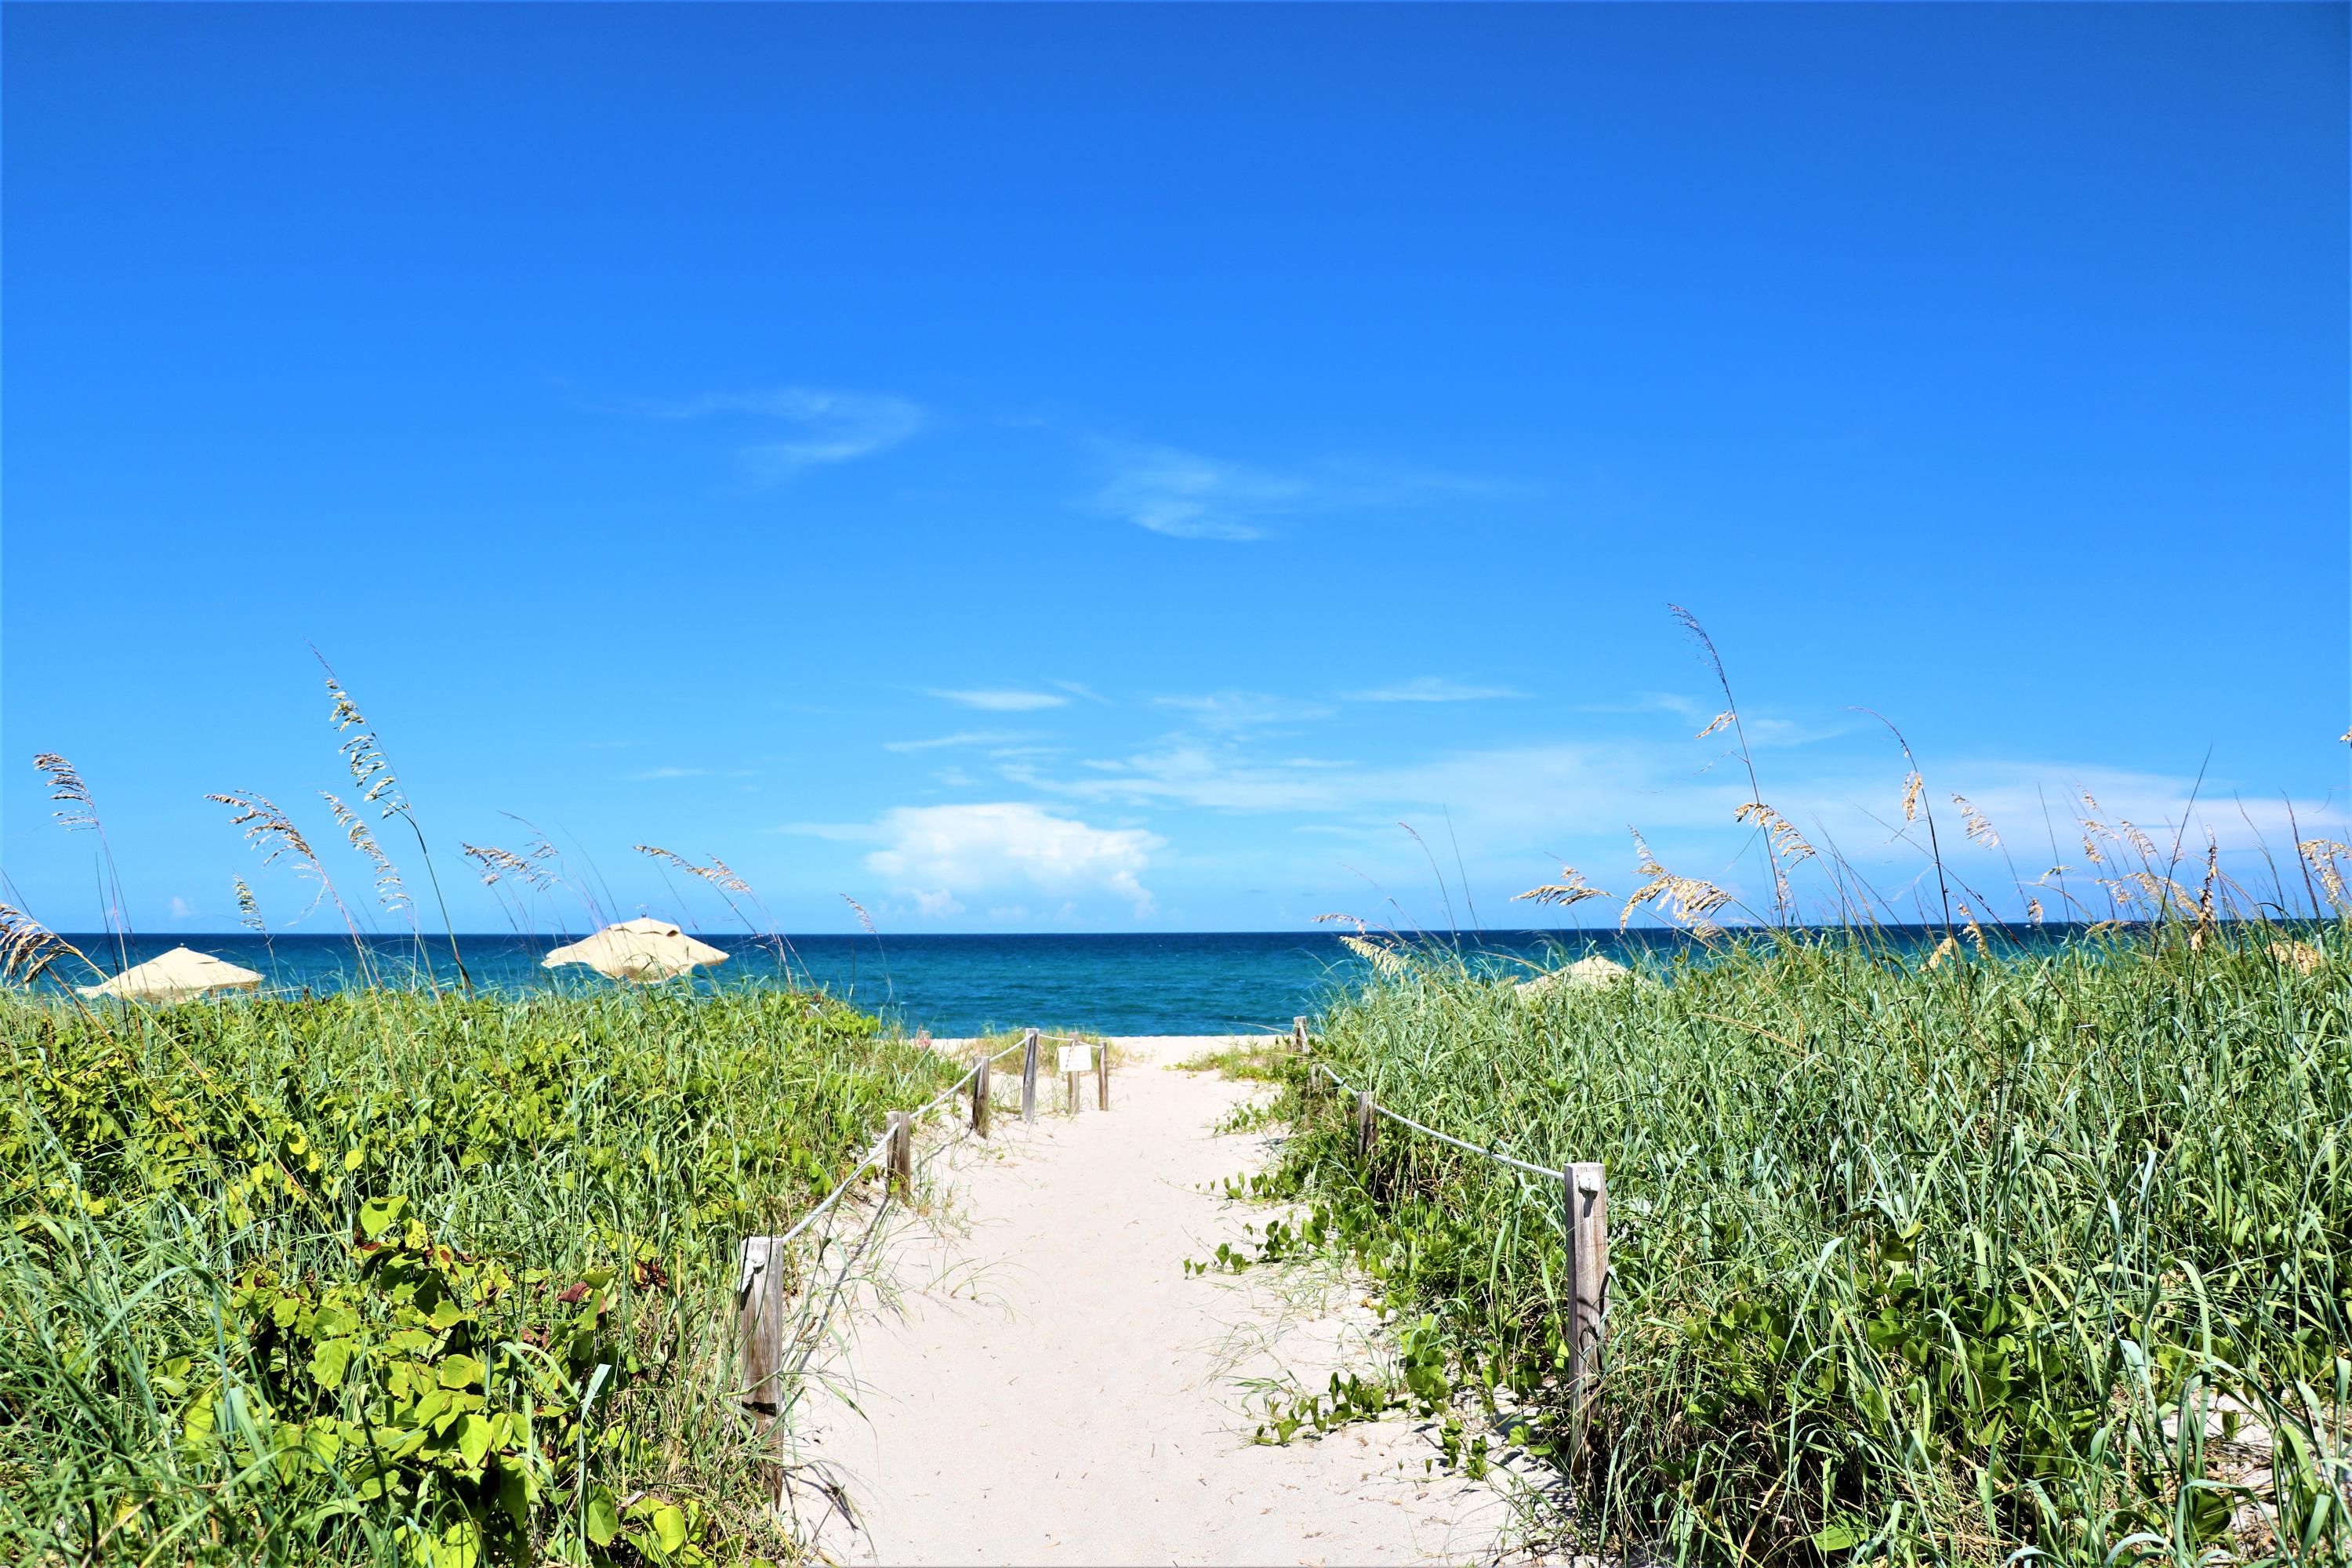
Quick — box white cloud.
[657,386,924,474]
[168,895,194,920]
[1094,446,1306,540]
[1091,443,1515,543]
[851,803,1163,914]
[1152,691,1335,731]
[1345,677,1525,703]
[631,765,706,780]
[908,887,964,917]
[929,688,1069,712]
[884,731,1020,753]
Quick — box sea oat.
[1923,934,1962,970]
[32,753,100,833]
[462,842,549,889]
[1733,802,1816,864]
[1515,866,1615,909]
[1901,771,1924,824]
[206,790,333,921]
[1955,901,1989,956]
[322,791,409,914]
[2270,939,2324,975]
[233,877,267,935]
[1621,828,1730,935]
[0,904,91,987]
[1952,795,2001,850]
[841,894,880,936]
[2192,834,2220,946]
[2298,839,2351,911]
[1339,933,1410,980]
[1695,710,1736,741]
[2025,896,2045,925]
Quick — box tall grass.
[0,985,956,1566]
[1261,927,2350,1562]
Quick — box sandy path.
[787,1038,1519,1566]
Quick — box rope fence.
[1290,1020,1611,1461]
[735,1026,1115,1417]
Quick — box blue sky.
[5,3,2345,937]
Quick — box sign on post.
[1056,1042,1094,1075]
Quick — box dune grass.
[1247,926,2351,1563]
[0,985,958,1566]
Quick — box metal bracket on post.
[1020,1029,1040,1124]
[1564,1161,1610,1468]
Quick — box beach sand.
[785,1037,1530,1566]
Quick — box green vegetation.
[1244,929,2351,1563]
[0,986,956,1566]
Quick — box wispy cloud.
[653,386,924,476]
[1090,442,1516,543]
[884,731,1021,753]
[630,765,706,780]
[1152,691,1335,731]
[929,688,1070,712]
[1093,445,1307,540]
[1345,677,1525,703]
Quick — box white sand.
[786,1037,1526,1566]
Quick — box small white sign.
[1057,1043,1094,1074]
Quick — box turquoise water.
[50,928,1686,1035]
[49,924,2091,1035]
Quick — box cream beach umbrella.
[78,946,264,1003]
[542,918,730,983]
[1514,953,1639,999]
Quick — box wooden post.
[1065,1067,1078,1113]
[736,1236,784,1410]
[1564,1161,1610,1466]
[1097,1039,1110,1110]
[971,1054,990,1138]
[1293,1016,1308,1054]
[887,1111,912,1200]
[1353,1091,1376,1163]
[1021,1029,1040,1124]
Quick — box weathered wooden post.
[1097,1039,1110,1110]
[1564,1161,1610,1466]
[887,1111,912,1200]
[1353,1091,1376,1163]
[1020,1029,1040,1124]
[971,1054,991,1138]
[1293,1016,1308,1054]
[736,1236,784,1410]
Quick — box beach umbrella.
[542,918,730,982]
[1514,954,1639,999]
[78,946,264,1003]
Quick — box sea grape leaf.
[309,1338,356,1389]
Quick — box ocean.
[48,927,1713,1036]
[45,924,2096,1036]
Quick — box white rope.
[1312,1063,1568,1182]
[913,1058,983,1118]
[769,1130,891,1250]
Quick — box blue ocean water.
[46,924,2097,1036]
[48,928,1702,1035]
